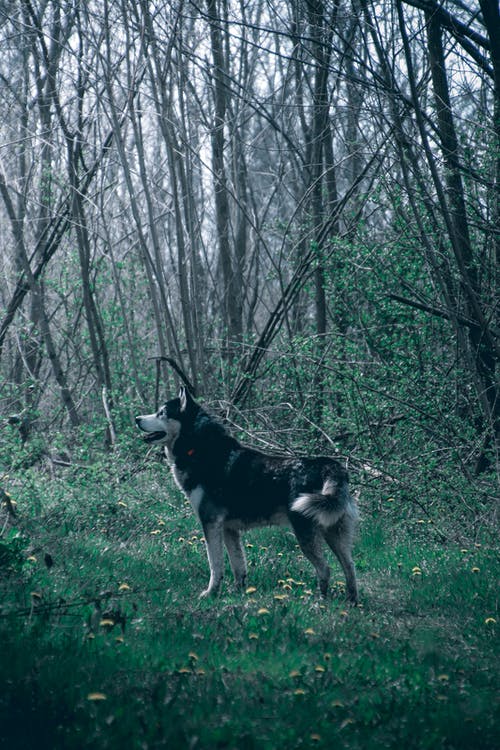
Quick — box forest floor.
[0,449,498,750]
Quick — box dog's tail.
[291,478,357,528]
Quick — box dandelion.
[339,610,348,617]
[248,633,259,640]
[99,619,115,628]
[282,583,293,591]
[437,674,449,682]
[27,556,37,563]
[257,608,270,615]
[274,594,288,601]
[293,689,306,696]
[340,718,355,729]
[115,635,124,644]
[314,665,325,673]
[310,734,321,742]
[118,583,131,591]
[471,567,480,573]
[246,543,254,549]
[177,667,191,675]
[484,617,496,625]
[150,529,161,535]
[304,627,315,635]
[196,669,206,676]
[30,591,42,600]
[460,549,468,554]
[188,652,199,662]
[289,670,301,678]
[117,501,127,508]
[331,699,344,708]
[246,586,257,594]
[87,693,107,701]
[412,566,422,573]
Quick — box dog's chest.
[171,464,189,492]
[170,463,204,511]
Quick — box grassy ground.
[0,449,498,750]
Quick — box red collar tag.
[187,448,195,457]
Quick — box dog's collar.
[186,448,195,457]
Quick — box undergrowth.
[0,444,498,750]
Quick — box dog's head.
[135,386,197,448]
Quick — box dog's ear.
[178,385,195,412]
[179,386,187,411]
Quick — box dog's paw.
[199,587,219,599]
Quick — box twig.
[101,386,116,447]
[147,356,196,397]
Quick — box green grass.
[0,453,498,750]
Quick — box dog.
[136,387,358,603]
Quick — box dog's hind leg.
[200,519,225,597]
[224,527,247,590]
[290,515,331,597]
[323,521,358,604]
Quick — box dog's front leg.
[200,519,224,597]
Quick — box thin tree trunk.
[0,175,81,426]
[206,0,243,351]
[424,8,499,467]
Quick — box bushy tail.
[291,479,356,528]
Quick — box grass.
[0,449,498,750]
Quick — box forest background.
[0,0,498,748]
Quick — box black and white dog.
[136,388,358,603]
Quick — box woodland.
[0,0,499,491]
[0,1,499,748]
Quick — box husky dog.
[136,387,358,603]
